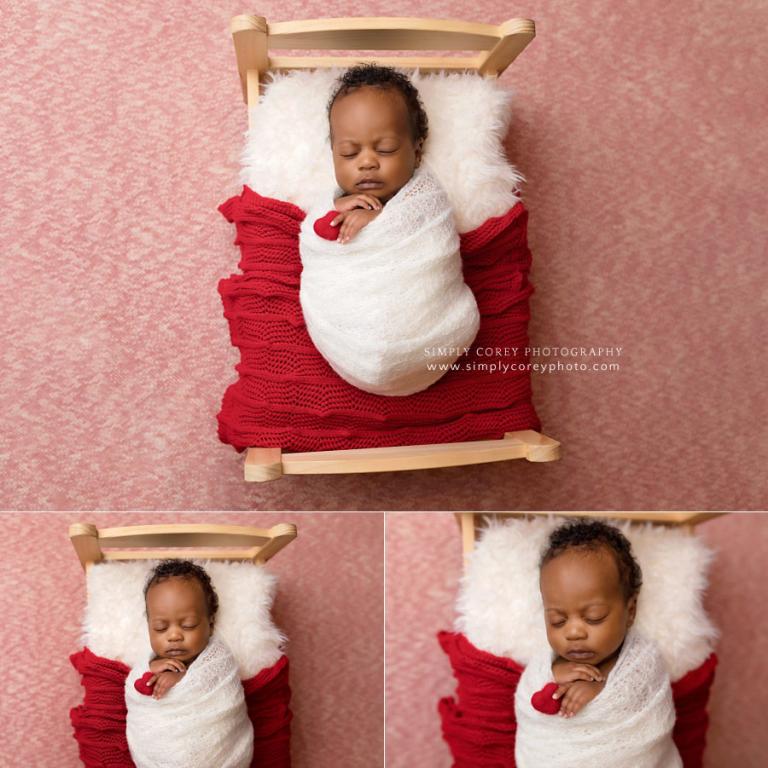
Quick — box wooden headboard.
[69,522,297,570]
[229,15,536,122]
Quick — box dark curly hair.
[326,63,429,147]
[144,560,219,621]
[540,519,643,602]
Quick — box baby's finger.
[154,681,168,699]
[147,674,157,687]
[355,194,381,210]
[567,697,585,718]
[574,664,603,681]
[559,688,577,717]
[361,194,382,210]
[339,222,358,244]
[330,212,345,227]
[552,684,569,701]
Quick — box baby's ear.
[627,595,638,626]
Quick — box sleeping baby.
[298,63,480,396]
[514,520,683,768]
[125,560,254,768]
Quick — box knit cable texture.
[217,184,541,451]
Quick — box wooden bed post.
[244,447,284,483]
[476,19,536,76]
[230,15,270,126]
[70,523,104,571]
[456,512,476,561]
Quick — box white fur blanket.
[298,163,480,396]
[125,635,254,768]
[514,630,682,768]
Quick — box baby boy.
[300,64,480,396]
[514,520,682,767]
[125,560,254,768]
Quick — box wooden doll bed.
[68,522,296,768]
[440,511,725,768]
[224,15,560,482]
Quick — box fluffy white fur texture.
[454,516,719,682]
[239,68,524,233]
[83,560,285,678]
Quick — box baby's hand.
[147,658,187,699]
[150,668,186,700]
[551,659,603,685]
[554,679,605,718]
[149,657,186,675]
[333,193,383,213]
[332,208,381,244]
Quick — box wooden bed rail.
[230,15,536,117]
[456,512,727,558]
[69,522,297,571]
[245,430,560,482]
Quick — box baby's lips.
[134,670,155,696]
[531,682,562,715]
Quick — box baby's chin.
[340,184,399,204]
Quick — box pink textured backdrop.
[385,512,768,767]
[0,512,384,768]
[1,0,766,511]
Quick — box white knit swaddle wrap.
[298,164,480,396]
[125,635,254,768]
[514,630,682,768]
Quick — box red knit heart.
[134,671,155,696]
[531,682,561,714]
[313,210,340,240]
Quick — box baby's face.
[145,576,212,665]
[329,86,423,204]
[539,547,636,666]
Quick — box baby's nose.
[565,622,587,639]
[358,153,379,169]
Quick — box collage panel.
[0,512,384,768]
[2,2,766,768]
[386,511,768,767]
[3,6,763,514]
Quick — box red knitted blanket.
[217,187,541,452]
[70,647,292,767]
[437,631,717,768]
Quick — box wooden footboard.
[244,430,560,482]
